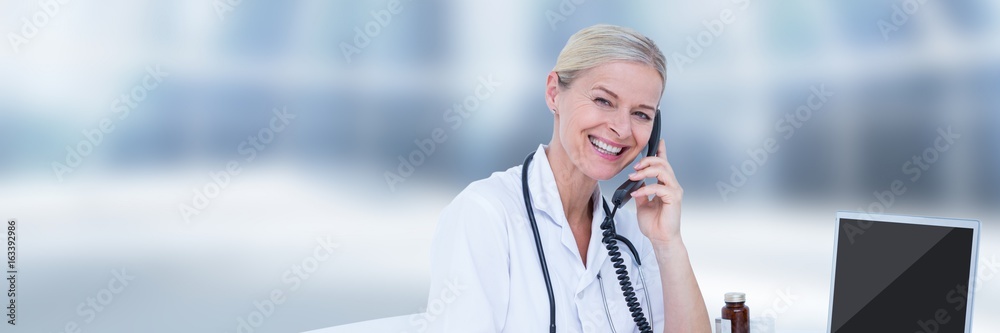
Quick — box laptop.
[828,212,981,333]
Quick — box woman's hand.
[630,140,711,332]
[627,139,683,246]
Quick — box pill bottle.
[721,292,749,333]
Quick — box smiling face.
[545,61,664,181]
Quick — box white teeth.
[589,136,623,155]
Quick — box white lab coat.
[424,144,665,333]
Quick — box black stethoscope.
[520,110,661,333]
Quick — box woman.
[425,24,711,333]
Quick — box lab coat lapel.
[526,145,564,228]
[528,145,593,276]
[578,187,610,293]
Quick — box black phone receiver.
[611,110,661,208]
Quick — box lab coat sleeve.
[424,187,510,333]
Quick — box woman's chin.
[585,167,624,182]
[578,151,631,181]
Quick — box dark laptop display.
[830,217,976,333]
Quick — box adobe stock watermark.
[877,0,931,41]
[842,126,960,244]
[914,255,998,333]
[340,0,414,63]
[544,0,597,31]
[234,236,338,333]
[51,64,169,182]
[178,107,295,224]
[405,277,466,333]
[6,219,17,326]
[753,288,798,332]
[716,84,834,202]
[581,304,618,333]
[213,0,245,21]
[7,0,72,53]
[54,268,135,333]
[671,0,752,73]
[384,75,501,192]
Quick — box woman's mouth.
[589,135,626,160]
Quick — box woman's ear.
[545,71,561,113]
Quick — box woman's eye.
[633,111,651,120]
[594,98,612,107]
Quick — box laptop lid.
[828,212,980,333]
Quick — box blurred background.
[1,0,998,331]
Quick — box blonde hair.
[553,24,666,91]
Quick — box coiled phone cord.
[522,151,653,333]
[600,201,653,333]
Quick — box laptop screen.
[830,217,975,333]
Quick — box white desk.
[303,314,820,333]
[302,315,410,333]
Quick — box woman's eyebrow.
[593,86,619,99]
[594,86,656,111]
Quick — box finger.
[657,139,667,161]
[629,172,678,193]
[630,184,684,200]
[634,142,674,174]
[630,185,657,202]
[631,183,681,203]
[628,164,668,182]
[634,182,651,207]
[630,182,649,200]
[629,162,679,188]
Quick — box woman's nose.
[608,109,631,139]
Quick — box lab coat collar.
[525,144,564,227]
[527,145,611,289]
[527,144,606,229]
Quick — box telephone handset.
[601,110,660,333]
[612,110,662,208]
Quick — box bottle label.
[714,318,732,333]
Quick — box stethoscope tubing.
[521,151,651,333]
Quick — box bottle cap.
[724,292,746,303]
